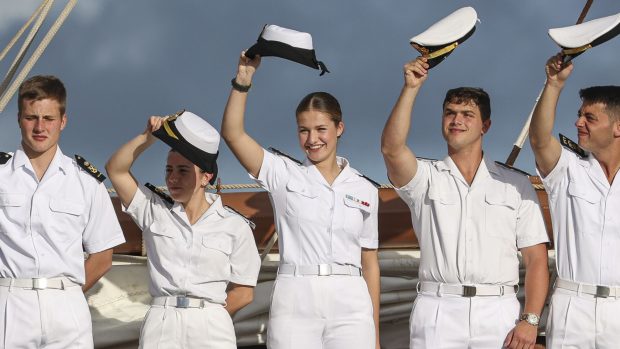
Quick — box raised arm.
[381,57,429,187]
[105,117,163,208]
[529,54,574,177]
[221,52,264,178]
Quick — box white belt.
[0,277,79,290]
[278,264,362,277]
[151,296,214,308]
[555,278,620,298]
[418,281,518,297]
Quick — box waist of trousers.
[418,281,518,297]
[0,276,79,290]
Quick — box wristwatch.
[520,313,540,326]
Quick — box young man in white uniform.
[530,54,620,348]
[0,75,125,348]
[381,57,550,349]
[106,112,261,348]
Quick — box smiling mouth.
[306,144,324,151]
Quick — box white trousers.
[409,292,520,349]
[139,302,236,349]
[267,275,375,349]
[546,288,620,348]
[0,284,92,349]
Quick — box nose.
[451,113,464,125]
[307,130,318,143]
[575,116,585,128]
[33,118,43,132]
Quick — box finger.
[503,330,514,348]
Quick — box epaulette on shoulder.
[559,133,586,158]
[268,147,302,165]
[74,155,106,183]
[494,161,532,176]
[357,173,381,188]
[223,205,256,230]
[0,152,12,165]
[416,156,437,163]
[145,183,174,206]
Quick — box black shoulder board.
[268,147,302,165]
[224,205,256,230]
[559,133,586,158]
[145,183,174,205]
[74,155,106,183]
[494,161,532,176]
[0,152,12,165]
[357,173,381,188]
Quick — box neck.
[592,146,620,185]
[448,147,484,185]
[23,143,57,181]
[182,191,211,225]
[313,156,342,186]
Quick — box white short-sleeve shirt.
[396,156,548,286]
[540,147,620,286]
[252,150,379,268]
[124,186,261,304]
[0,147,125,284]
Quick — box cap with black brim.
[549,11,620,63]
[245,24,329,76]
[409,6,478,69]
[152,110,220,185]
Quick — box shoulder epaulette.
[494,161,532,176]
[416,156,438,162]
[268,147,302,165]
[357,173,381,188]
[559,133,586,158]
[145,183,174,206]
[0,152,12,165]
[74,155,106,183]
[224,205,256,230]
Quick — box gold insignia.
[74,154,106,183]
[559,133,586,158]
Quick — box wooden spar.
[505,0,594,166]
[110,177,554,255]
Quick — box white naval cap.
[245,24,329,75]
[152,110,220,184]
[549,11,620,61]
[409,6,478,69]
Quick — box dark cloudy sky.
[1,0,619,187]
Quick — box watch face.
[522,313,539,326]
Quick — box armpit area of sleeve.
[123,185,150,215]
[361,238,379,249]
[83,234,126,254]
[539,148,571,188]
[248,148,275,188]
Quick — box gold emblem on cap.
[162,109,185,140]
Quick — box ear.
[482,119,491,134]
[201,172,214,187]
[60,114,68,131]
[613,119,620,138]
[336,121,344,138]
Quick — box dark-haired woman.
[221,53,380,349]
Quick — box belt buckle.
[32,278,48,290]
[595,285,610,298]
[176,296,190,308]
[462,285,477,297]
[318,264,331,276]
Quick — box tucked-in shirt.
[124,186,261,304]
[540,147,620,286]
[396,156,548,286]
[252,150,379,268]
[0,147,125,284]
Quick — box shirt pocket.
[567,181,600,234]
[48,198,85,242]
[484,189,518,239]
[0,193,27,235]
[284,178,320,221]
[428,187,460,235]
[197,236,232,282]
[342,196,371,237]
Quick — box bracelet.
[231,78,251,93]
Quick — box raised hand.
[236,51,261,86]
[545,53,573,87]
[403,56,429,89]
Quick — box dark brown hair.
[18,75,66,116]
[579,86,620,121]
[295,92,342,126]
[443,87,491,122]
